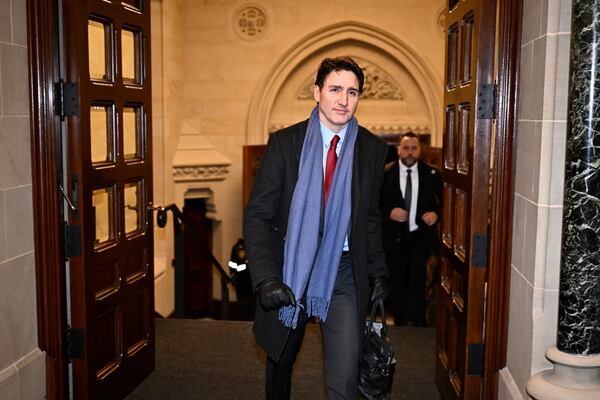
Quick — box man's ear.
[313,85,320,102]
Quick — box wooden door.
[436,0,496,398]
[62,1,154,398]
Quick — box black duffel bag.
[358,298,396,399]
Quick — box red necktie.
[324,135,340,205]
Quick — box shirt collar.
[320,122,347,148]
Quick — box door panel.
[63,1,154,398]
[437,0,496,399]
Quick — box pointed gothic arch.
[246,21,443,145]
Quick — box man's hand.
[256,278,296,311]
[422,211,438,226]
[390,207,408,222]
[370,275,389,303]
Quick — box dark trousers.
[265,253,359,400]
[388,231,429,326]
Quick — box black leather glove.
[370,275,388,303]
[255,278,296,311]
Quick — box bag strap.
[367,298,388,335]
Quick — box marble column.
[528,1,600,398]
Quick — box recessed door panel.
[90,104,116,165]
[88,18,114,82]
[122,290,150,357]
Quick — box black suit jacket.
[380,161,442,254]
[243,119,388,362]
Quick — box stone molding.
[436,7,446,35]
[268,123,430,136]
[172,165,230,182]
[527,346,600,399]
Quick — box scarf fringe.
[278,296,332,328]
[279,305,302,328]
[306,296,331,322]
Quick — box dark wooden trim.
[27,0,68,399]
[483,0,523,399]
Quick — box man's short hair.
[314,56,365,94]
[399,131,419,143]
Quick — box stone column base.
[527,346,600,400]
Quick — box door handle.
[147,202,167,227]
[59,184,77,213]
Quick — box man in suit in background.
[381,131,442,327]
[244,56,388,399]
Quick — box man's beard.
[401,157,417,167]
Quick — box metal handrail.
[152,203,231,319]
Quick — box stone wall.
[499,0,572,398]
[0,0,46,399]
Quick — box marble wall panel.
[517,43,535,120]
[523,201,540,284]
[538,33,571,122]
[543,0,572,34]
[498,367,526,400]
[552,33,572,120]
[522,0,543,44]
[506,268,534,398]
[0,191,5,263]
[0,0,10,43]
[0,366,18,400]
[16,349,46,400]
[543,207,564,290]
[512,194,526,275]
[11,0,27,46]
[0,44,28,116]
[0,253,37,372]
[0,117,32,189]
[4,186,33,259]
[514,120,542,200]
[538,121,566,206]
[531,288,559,373]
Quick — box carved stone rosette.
[234,5,267,40]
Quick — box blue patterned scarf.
[279,106,357,328]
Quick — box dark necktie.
[324,135,340,205]
[404,169,412,213]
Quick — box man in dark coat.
[243,57,388,399]
[380,131,442,327]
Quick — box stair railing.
[151,203,231,319]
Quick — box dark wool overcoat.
[243,119,389,362]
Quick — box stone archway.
[246,21,443,146]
